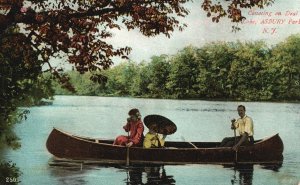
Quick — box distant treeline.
[52,34,300,101]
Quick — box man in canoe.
[143,124,167,148]
[113,108,144,147]
[220,105,254,151]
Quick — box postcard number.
[6,177,19,183]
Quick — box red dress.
[113,120,144,146]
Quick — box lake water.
[2,96,300,185]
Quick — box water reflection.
[226,163,282,185]
[260,163,282,172]
[48,166,89,185]
[126,165,175,185]
[48,158,284,185]
[230,165,254,185]
[48,159,175,185]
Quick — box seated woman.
[143,125,167,148]
[113,108,144,147]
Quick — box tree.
[0,0,276,82]
[0,0,279,98]
[130,62,151,97]
[196,42,235,99]
[0,0,190,83]
[0,27,54,149]
[227,41,270,100]
[0,0,282,150]
[167,46,200,98]
[147,55,171,98]
[201,0,274,25]
[105,62,138,96]
[49,38,300,101]
[0,0,190,149]
[269,34,300,100]
[0,161,21,185]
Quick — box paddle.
[231,118,238,164]
[181,136,198,149]
[234,128,238,164]
[126,131,130,166]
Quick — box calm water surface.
[3,96,300,185]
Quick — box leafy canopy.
[0,0,275,86]
[0,0,190,87]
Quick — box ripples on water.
[48,159,176,185]
[176,108,228,112]
[2,96,300,185]
[47,159,285,185]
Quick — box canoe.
[46,128,283,165]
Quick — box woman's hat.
[128,108,141,119]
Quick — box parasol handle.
[156,133,162,148]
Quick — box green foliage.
[52,35,300,102]
[269,34,300,100]
[0,161,21,185]
[227,41,271,100]
[130,62,151,97]
[105,62,138,96]
[0,0,190,81]
[196,42,235,98]
[0,28,54,149]
[167,46,199,98]
[147,55,171,98]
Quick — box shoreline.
[52,94,300,104]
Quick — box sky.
[50,0,300,67]
[106,0,300,64]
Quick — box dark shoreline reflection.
[48,159,175,185]
[48,162,89,185]
[230,164,254,185]
[48,158,284,185]
[125,165,175,185]
[223,163,282,185]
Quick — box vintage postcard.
[0,0,299,185]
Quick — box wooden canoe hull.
[46,128,283,165]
